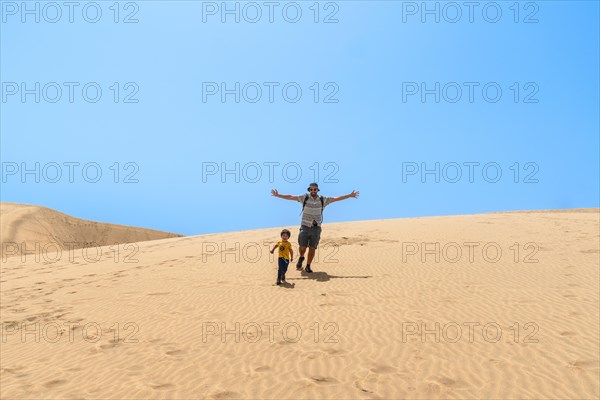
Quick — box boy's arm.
[270,244,278,253]
[289,247,294,262]
[271,189,299,201]
[328,190,360,204]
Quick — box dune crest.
[0,202,182,257]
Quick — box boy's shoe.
[296,256,305,270]
[276,281,281,285]
[281,275,286,282]
[305,265,313,273]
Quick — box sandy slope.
[1,209,598,399]
[0,203,182,258]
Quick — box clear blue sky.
[1,1,598,235]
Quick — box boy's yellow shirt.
[277,240,292,259]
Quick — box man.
[271,183,359,273]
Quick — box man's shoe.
[305,265,313,273]
[296,256,305,270]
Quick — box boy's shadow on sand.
[290,270,372,282]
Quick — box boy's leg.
[277,258,285,283]
[282,260,288,281]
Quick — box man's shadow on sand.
[289,270,372,283]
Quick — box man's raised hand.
[349,190,360,198]
[271,189,279,197]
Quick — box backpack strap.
[319,196,324,222]
[300,194,309,215]
[301,194,308,211]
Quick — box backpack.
[300,194,324,222]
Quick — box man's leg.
[306,247,316,265]
[299,246,307,257]
[297,227,308,270]
[297,246,307,269]
[305,247,317,273]
[305,227,321,273]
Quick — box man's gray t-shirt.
[297,194,333,227]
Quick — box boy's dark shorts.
[298,225,322,248]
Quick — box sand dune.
[0,209,598,399]
[0,203,182,259]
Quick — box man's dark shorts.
[298,225,322,249]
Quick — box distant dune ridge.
[0,202,183,258]
[0,206,598,399]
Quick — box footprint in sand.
[44,379,67,388]
[559,331,577,337]
[212,391,241,399]
[98,339,120,350]
[435,376,464,387]
[370,365,397,374]
[276,340,295,346]
[567,360,598,370]
[426,383,441,393]
[302,351,321,360]
[149,383,175,390]
[1,366,26,374]
[310,376,338,385]
[324,348,346,356]
[355,385,374,393]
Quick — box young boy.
[270,229,294,285]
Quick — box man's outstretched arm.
[328,190,360,204]
[271,189,298,201]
